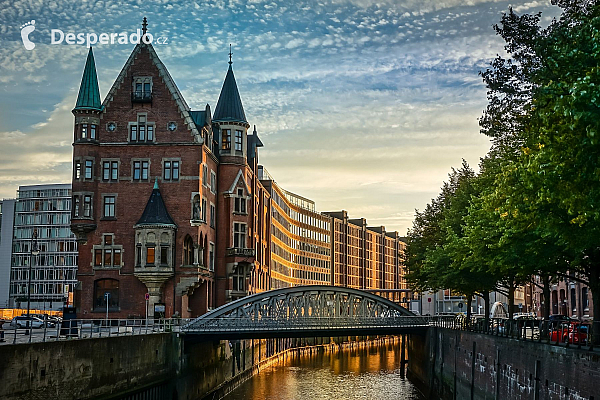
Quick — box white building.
[0,184,78,311]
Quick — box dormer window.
[132,77,152,102]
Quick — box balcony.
[226,247,256,257]
[132,91,152,103]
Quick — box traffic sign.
[145,293,150,300]
[458,302,464,309]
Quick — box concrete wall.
[408,327,600,400]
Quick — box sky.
[0,0,560,234]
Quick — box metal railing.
[432,316,596,351]
[0,318,190,345]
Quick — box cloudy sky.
[0,0,560,234]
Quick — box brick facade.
[71,27,409,319]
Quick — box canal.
[224,338,424,400]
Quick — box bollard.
[0,329,4,342]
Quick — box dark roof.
[213,65,247,124]
[189,110,207,129]
[74,47,103,111]
[136,181,176,226]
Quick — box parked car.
[10,316,44,329]
[549,321,589,344]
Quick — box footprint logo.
[20,20,35,50]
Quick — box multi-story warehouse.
[70,20,407,319]
[324,211,407,303]
[258,167,331,289]
[0,184,78,311]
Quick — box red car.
[549,322,589,344]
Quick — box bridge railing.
[0,318,190,345]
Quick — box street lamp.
[104,292,110,325]
[25,229,40,336]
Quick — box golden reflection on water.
[225,339,423,400]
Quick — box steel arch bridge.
[183,285,430,339]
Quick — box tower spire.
[73,47,103,112]
[142,17,148,36]
[228,44,233,67]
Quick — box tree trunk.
[542,275,551,320]
[588,267,600,346]
[466,293,473,327]
[483,290,490,322]
[508,280,515,320]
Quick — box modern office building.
[0,184,78,311]
[70,20,408,319]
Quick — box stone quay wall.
[408,327,600,400]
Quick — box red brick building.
[71,21,407,319]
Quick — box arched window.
[94,279,119,310]
[183,235,194,265]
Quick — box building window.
[136,245,142,266]
[571,288,577,312]
[84,160,93,179]
[183,235,194,265]
[93,234,122,268]
[210,204,215,228]
[133,78,152,102]
[210,171,216,193]
[209,243,215,271]
[90,124,96,139]
[133,160,149,180]
[160,246,169,265]
[232,267,245,291]
[233,223,246,249]
[81,124,88,138]
[146,246,155,265]
[164,160,180,181]
[582,287,589,309]
[234,188,246,214]
[222,129,231,150]
[130,114,154,143]
[202,198,207,222]
[235,130,243,152]
[94,279,119,310]
[102,161,119,181]
[83,195,92,217]
[103,196,115,218]
[74,161,81,180]
[202,164,208,186]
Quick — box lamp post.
[25,229,40,336]
[104,292,110,326]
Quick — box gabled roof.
[74,47,103,112]
[213,65,247,124]
[135,180,176,227]
[101,42,202,142]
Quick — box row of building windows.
[15,199,70,213]
[12,239,77,253]
[10,267,77,282]
[12,254,77,267]
[15,212,70,226]
[17,188,71,199]
[14,226,73,239]
[74,158,182,182]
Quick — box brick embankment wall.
[408,328,600,400]
[0,334,180,400]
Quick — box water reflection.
[225,339,423,400]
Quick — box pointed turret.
[213,46,247,124]
[136,180,176,226]
[74,47,103,112]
